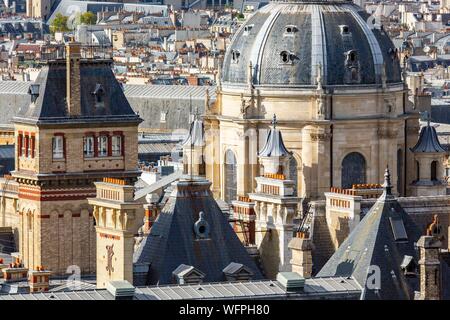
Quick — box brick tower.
[12,42,142,274]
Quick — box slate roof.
[133,177,263,285]
[222,1,401,87]
[13,60,142,126]
[410,122,446,153]
[258,114,290,157]
[317,168,422,300]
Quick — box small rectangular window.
[98,135,108,157]
[84,136,94,158]
[27,136,32,158]
[112,135,122,157]
[21,135,26,156]
[52,136,64,159]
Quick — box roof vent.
[231,49,240,63]
[172,264,205,285]
[276,272,305,291]
[400,255,417,277]
[106,281,135,300]
[223,262,254,282]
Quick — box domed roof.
[222,1,402,88]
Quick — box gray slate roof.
[410,122,446,153]
[317,168,422,300]
[14,60,142,125]
[133,177,263,285]
[222,2,401,87]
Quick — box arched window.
[224,150,237,203]
[431,161,438,181]
[341,152,366,189]
[397,149,403,195]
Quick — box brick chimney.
[65,40,82,116]
[2,258,28,283]
[28,266,51,292]
[416,235,442,300]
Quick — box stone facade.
[88,178,143,288]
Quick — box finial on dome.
[382,165,392,196]
[271,114,277,129]
[420,110,431,127]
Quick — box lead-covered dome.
[222,0,401,87]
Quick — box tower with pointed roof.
[410,114,447,196]
[249,115,300,278]
[317,167,422,299]
[11,42,142,274]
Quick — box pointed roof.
[258,114,290,157]
[410,119,446,153]
[317,167,422,300]
[182,114,204,147]
[133,177,263,285]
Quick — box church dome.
[222,0,402,88]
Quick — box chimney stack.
[28,266,51,292]
[65,40,82,116]
[416,235,442,300]
[288,233,314,278]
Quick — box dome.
[222,0,402,88]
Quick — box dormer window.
[346,50,358,62]
[280,51,293,64]
[339,25,350,35]
[28,84,39,103]
[231,49,240,63]
[284,25,298,35]
[92,83,105,104]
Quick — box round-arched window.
[341,152,366,189]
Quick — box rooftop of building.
[0,277,362,300]
[317,168,423,300]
